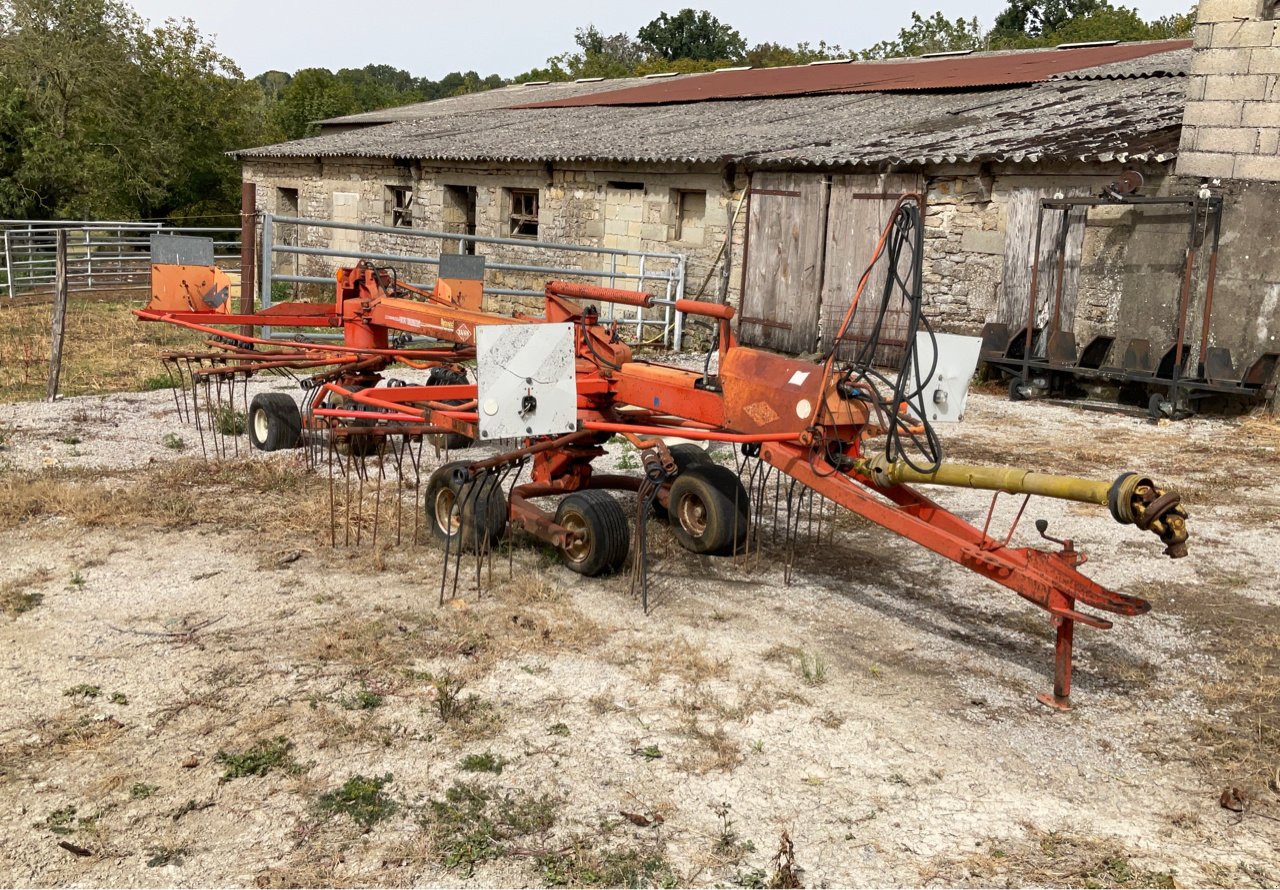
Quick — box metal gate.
[259,214,689,348]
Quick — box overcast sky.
[121,1,1196,80]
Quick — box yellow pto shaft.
[858,455,1189,558]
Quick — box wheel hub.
[676,493,708,536]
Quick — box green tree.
[993,0,1109,38]
[274,68,359,139]
[861,11,986,59]
[637,9,746,62]
[136,18,275,220]
[514,25,649,83]
[744,40,846,67]
[0,0,146,217]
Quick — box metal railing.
[261,214,690,348]
[1,220,240,300]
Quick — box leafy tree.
[0,0,273,220]
[136,18,275,220]
[274,68,359,139]
[862,11,986,59]
[515,25,650,83]
[993,0,1110,38]
[744,40,847,68]
[253,70,292,102]
[638,9,746,62]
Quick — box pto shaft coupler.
[857,457,1189,559]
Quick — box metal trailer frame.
[978,193,1279,418]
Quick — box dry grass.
[1189,626,1280,793]
[0,457,328,539]
[0,294,200,403]
[0,709,127,780]
[1,568,52,617]
[924,824,1178,888]
[1235,412,1280,451]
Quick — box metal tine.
[162,359,185,424]
[448,466,482,604]
[391,435,407,547]
[240,373,250,459]
[371,437,387,549]
[191,371,208,459]
[343,438,353,547]
[504,457,527,580]
[353,447,367,546]
[180,358,196,425]
[328,433,337,548]
[411,436,424,546]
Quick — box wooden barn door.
[819,174,924,365]
[998,187,1088,333]
[738,173,828,353]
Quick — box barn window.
[385,185,413,227]
[508,188,539,238]
[674,190,706,244]
[276,187,299,216]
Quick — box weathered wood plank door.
[738,172,828,353]
[819,173,924,364]
[998,187,1088,335]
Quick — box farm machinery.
[137,197,1190,708]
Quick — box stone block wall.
[245,157,1206,358]
[242,158,738,330]
[1179,0,1280,181]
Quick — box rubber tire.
[427,367,474,452]
[667,465,749,556]
[248,393,302,452]
[424,461,507,551]
[1008,376,1027,402]
[555,490,630,577]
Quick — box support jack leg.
[1037,606,1074,711]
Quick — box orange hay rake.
[138,197,1189,708]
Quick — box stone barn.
[234,10,1280,396]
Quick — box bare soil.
[0,384,1277,888]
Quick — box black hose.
[833,201,943,475]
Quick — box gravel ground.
[0,381,1277,887]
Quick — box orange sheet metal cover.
[148,264,233,314]
[516,41,1189,108]
[721,348,830,436]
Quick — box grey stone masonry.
[1178,0,1280,181]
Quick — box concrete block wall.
[1179,0,1280,181]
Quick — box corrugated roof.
[316,73,712,127]
[1050,46,1190,79]
[234,74,1186,168]
[515,40,1190,108]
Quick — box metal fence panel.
[261,214,689,348]
[0,220,240,300]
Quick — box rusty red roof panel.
[516,40,1191,108]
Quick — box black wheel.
[248,393,302,451]
[424,461,507,551]
[555,490,630,577]
[652,444,715,521]
[667,465,749,556]
[1008,376,1027,402]
[427,367,474,452]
